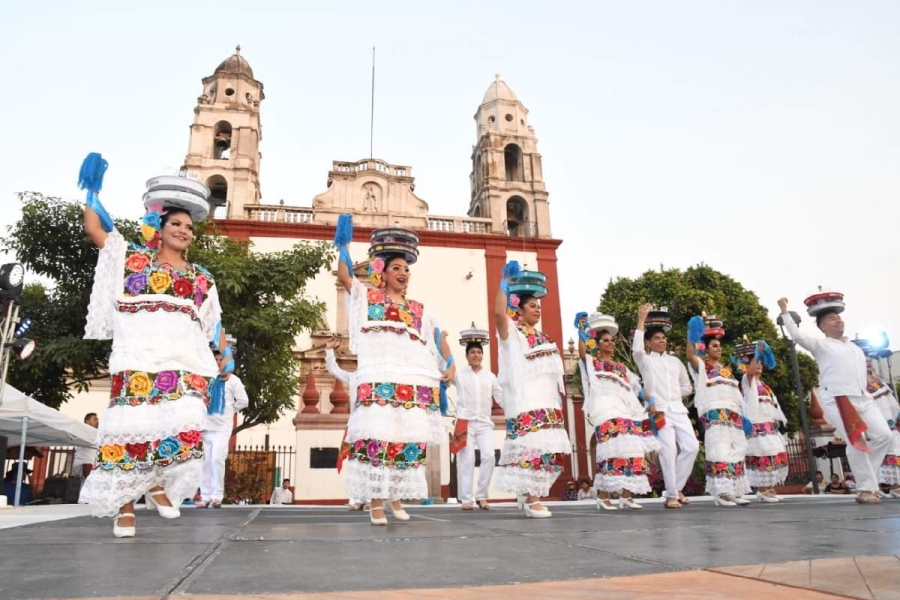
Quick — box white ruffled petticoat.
[741,375,789,488]
[873,384,900,486]
[79,231,221,517]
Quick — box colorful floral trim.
[706,460,745,479]
[525,348,560,361]
[700,408,744,430]
[355,382,440,412]
[347,438,427,469]
[518,323,553,349]
[883,454,900,468]
[704,361,738,388]
[109,370,211,408]
[506,407,565,440]
[123,247,213,308]
[749,421,781,437]
[115,299,200,324]
[867,375,887,396]
[95,430,203,471]
[595,418,652,443]
[596,456,647,477]
[365,288,424,333]
[745,452,789,472]
[592,359,630,389]
[499,452,564,473]
[758,396,780,408]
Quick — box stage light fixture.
[864,331,889,351]
[14,317,33,338]
[11,337,35,360]
[0,263,24,301]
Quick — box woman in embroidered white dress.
[686,318,751,507]
[578,316,658,510]
[81,203,222,537]
[336,244,454,525]
[738,341,789,502]
[868,359,900,498]
[493,270,571,518]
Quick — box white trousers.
[656,411,700,499]
[201,429,231,502]
[456,421,495,503]
[820,395,893,493]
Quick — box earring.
[182,247,190,263]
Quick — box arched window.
[504,144,523,182]
[472,204,482,218]
[213,121,233,160]
[506,196,529,237]
[207,175,228,208]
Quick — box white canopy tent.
[0,384,97,506]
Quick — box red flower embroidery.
[125,252,151,273]
[125,442,149,459]
[110,374,124,398]
[186,374,209,393]
[178,430,202,446]
[385,306,400,321]
[395,385,414,402]
[173,278,193,299]
[386,443,404,459]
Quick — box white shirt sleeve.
[229,375,249,412]
[325,349,351,385]
[632,329,649,372]
[678,361,693,397]
[491,373,503,409]
[781,312,820,354]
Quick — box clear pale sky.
[2,1,899,348]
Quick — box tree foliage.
[2,192,333,433]
[596,265,818,432]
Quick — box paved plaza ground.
[0,496,898,599]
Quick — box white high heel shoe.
[597,497,618,511]
[732,495,751,506]
[713,495,737,507]
[756,491,779,503]
[619,497,642,510]
[389,500,410,521]
[113,512,136,538]
[146,490,180,519]
[523,501,552,519]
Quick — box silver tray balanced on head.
[142,189,210,222]
[509,281,547,299]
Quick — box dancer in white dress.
[686,314,751,507]
[576,312,658,510]
[866,358,900,498]
[735,339,788,502]
[79,162,223,537]
[493,262,571,518]
[334,218,454,525]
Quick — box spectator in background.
[844,472,857,493]
[804,471,826,494]
[72,413,99,479]
[563,480,579,501]
[3,466,32,504]
[577,477,597,501]
[270,479,293,505]
[825,473,850,494]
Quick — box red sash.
[450,419,469,455]
[835,395,870,453]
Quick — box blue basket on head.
[509,270,547,299]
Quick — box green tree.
[596,264,818,432]
[2,192,333,433]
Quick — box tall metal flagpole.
[370,46,375,159]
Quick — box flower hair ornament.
[573,311,598,356]
[368,256,385,288]
[141,204,165,250]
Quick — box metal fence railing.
[224,445,294,504]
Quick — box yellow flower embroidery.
[129,372,153,396]
[140,224,156,242]
[149,271,172,294]
[100,444,126,463]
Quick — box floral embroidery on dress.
[108,370,211,408]
[595,418,652,443]
[596,456,647,477]
[749,421,781,437]
[883,454,900,467]
[356,382,440,412]
[365,288,424,332]
[592,359,631,390]
[122,247,213,308]
[500,452,564,473]
[745,452,788,472]
[700,408,744,430]
[347,438,427,469]
[704,361,738,388]
[517,323,553,349]
[95,430,203,471]
[505,407,565,440]
[867,375,889,396]
[706,460,746,479]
